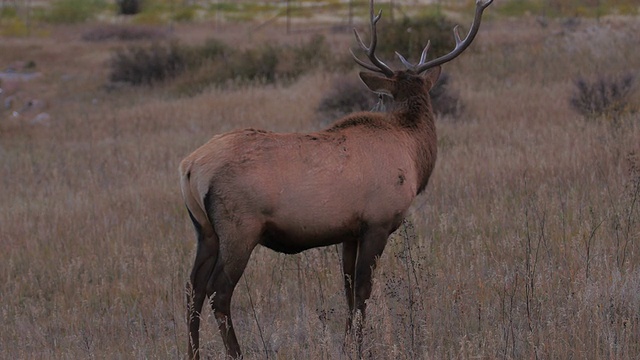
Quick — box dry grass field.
[1,8,640,360]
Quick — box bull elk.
[180,0,492,358]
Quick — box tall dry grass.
[1,14,640,359]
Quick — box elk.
[180,0,492,358]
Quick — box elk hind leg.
[207,265,244,359]
[187,211,219,360]
[206,226,258,359]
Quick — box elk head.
[180,1,492,359]
[352,0,492,109]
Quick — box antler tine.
[395,51,412,70]
[351,0,394,77]
[397,40,431,71]
[419,41,431,64]
[414,0,493,74]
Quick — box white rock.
[30,112,51,126]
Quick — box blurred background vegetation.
[0,0,638,35]
[3,0,636,117]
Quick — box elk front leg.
[342,241,358,333]
[352,230,388,354]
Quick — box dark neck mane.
[391,92,438,193]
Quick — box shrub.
[292,34,332,72]
[109,36,334,90]
[171,6,197,22]
[0,6,18,19]
[117,0,142,15]
[0,18,28,37]
[430,72,463,117]
[231,45,280,83]
[173,37,331,94]
[194,38,230,60]
[109,42,186,85]
[226,35,333,84]
[44,0,107,24]
[316,76,378,127]
[570,74,636,120]
[376,12,459,64]
[181,38,231,69]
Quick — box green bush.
[375,13,459,65]
[44,0,108,24]
[171,6,197,22]
[0,18,28,37]
[0,6,18,19]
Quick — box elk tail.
[179,160,219,291]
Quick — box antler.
[351,0,394,77]
[397,0,493,74]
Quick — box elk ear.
[422,66,442,90]
[359,72,395,97]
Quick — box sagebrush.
[570,73,636,120]
[109,34,334,90]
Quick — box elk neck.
[389,88,438,194]
[392,92,434,128]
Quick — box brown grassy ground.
[1,14,640,359]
